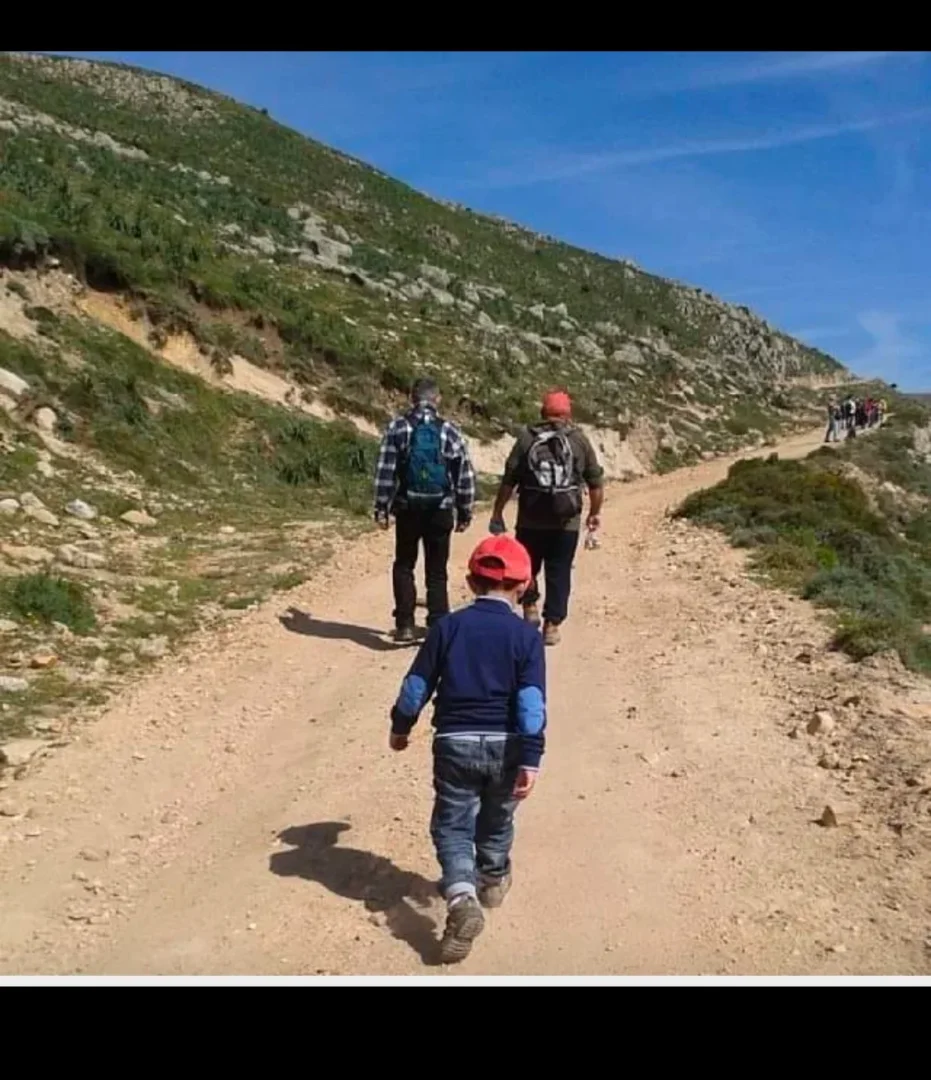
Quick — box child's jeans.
[430,733,521,900]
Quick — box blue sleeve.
[515,630,546,769]
[390,623,444,736]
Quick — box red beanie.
[542,390,572,418]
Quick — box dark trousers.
[430,735,521,897]
[516,526,580,625]
[392,507,454,628]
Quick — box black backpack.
[520,426,582,521]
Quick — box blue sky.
[58,51,931,388]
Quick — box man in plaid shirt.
[374,377,476,642]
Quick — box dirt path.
[1,426,928,976]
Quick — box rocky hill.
[0,54,848,460]
[0,51,861,747]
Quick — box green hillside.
[0,51,846,462]
[0,52,871,742]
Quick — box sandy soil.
[1,426,929,977]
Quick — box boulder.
[1,543,54,565]
[19,492,46,512]
[137,635,168,660]
[24,506,59,527]
[574,335,605,360]
[57,544,106,570]
[34,406,58,433]
[0,676,29,694]
[66,499,98,521]
[418,262,452,290]
[806,710,836,735]
[0,368,29,398]
[120,509,158,528]
[0,738,46,767]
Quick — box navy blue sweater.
[390,597,547,769]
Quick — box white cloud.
[469,107,931,189]
[855,310,928,385]
[668,51,924,93]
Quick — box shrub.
[675,437,931,673]
[2,572,97,634]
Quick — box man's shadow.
[278,608,407,652]
[269,822,441,965]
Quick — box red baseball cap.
[468,535,532,584]
[542,389,572,418]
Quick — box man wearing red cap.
[489,389,604,645]
[388,534,546,964]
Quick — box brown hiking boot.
[543,622,561,646]
[523,602,541,628]
[439,895,485,964]
[478,873,511,909]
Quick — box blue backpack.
[403,413,450,507]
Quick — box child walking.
[388,535,547,964]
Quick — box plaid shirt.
[373,403,476,521]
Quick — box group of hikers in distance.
[825,393,886,443]
[371,376,604,962]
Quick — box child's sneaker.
[522,602,541,628]
[477,872,511,909]
[439,894,485,963]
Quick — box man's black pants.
[393,507,455,629]
[516,526,580,625]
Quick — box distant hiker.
[856,399,868,429]
[879,397,888,425]
[844,397,855,430]
[388,534,545,964]
[824,400,840,443]
[373,377,476,643]
[488,389,604,646]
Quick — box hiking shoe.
[523,603,541,628]
[478,873,511,909]
[543,622,561,646]
[439,895,485,964]
[393,624,416,644]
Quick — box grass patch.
[674,410,931,674]
[0,320,378,520]
[5,278,29,300]
[271,569,306,591]
[0,442,40,488]
[0,571,97,633]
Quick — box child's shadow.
[269,822,441,965]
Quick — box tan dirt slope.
[0,426,929,976]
